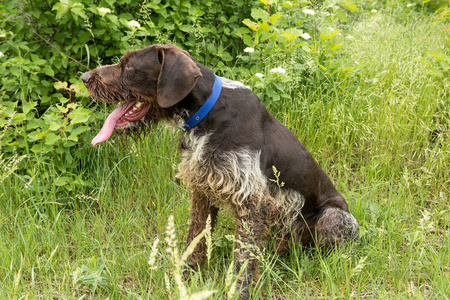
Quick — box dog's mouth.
[92,101,150,146]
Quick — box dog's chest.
[176,133,269,208]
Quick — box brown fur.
[82,44,359,299]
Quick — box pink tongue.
[91,102,136,146]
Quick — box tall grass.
[1,14,449,299]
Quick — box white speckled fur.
[221,77,248,90]
[177,133,268,212]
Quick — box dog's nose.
[81,72,91,83]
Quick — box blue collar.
[183,75,222,131]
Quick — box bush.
[234,0,359,108]
[0,0,252,193]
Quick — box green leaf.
[107,14,120,26]
[343,0,357,12]
[45,132,60,145]
[33,58,47,66]
[43,67,55,77]
[68,107,92,125]
[27,118,45,130]
[330,44,343,51]
[282,28,302,42]
[251,8,267,22]
[31,143,44,154]
[58,97,69,104]
[321,29,340,41]
[23,101,37,114]
[336,8,348,22]
[10,68,20,77]
[222,52,233,62]
[67,133,79,142]
[48,120,63,131]
[71,6,87,19]
[68,125,90,136]
[260,22,270,32]
[67,103,78,110]
[243,34,254,47]
[52,2,69,19]
[270,13,281,24]
[229,16,238,23]
[243,19,259,31]
[12,113,27,122]
[55,176,70,186]
[28,131,44,142]
[179,24,194,32]
[54,81,68,90]
[233,27,251,37]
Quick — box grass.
[1,12,449,299]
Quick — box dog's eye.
[125,65,134,70]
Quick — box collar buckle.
[183,75,222,131]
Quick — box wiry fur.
[178,132,270,211]
[81,44,359,300]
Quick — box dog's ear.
[156,46,202,108]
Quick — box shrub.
[0,0,252,193]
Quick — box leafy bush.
[0,0,252,193]
[231,0,359,108]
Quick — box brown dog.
[82,44,358,299]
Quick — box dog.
[81,44,358,299]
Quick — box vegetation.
[1,0,449,299]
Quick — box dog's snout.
[81,72,91,84]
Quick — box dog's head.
[81,44,202,145]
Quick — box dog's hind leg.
[185,191,219,270]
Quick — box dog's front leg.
[234,208,267,300]
[185,191,219,270]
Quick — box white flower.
[128,20,141,29]
[0,52,4,59]
[0,32,5,38]
[255,73,264,78]
[244,47,255,53]
[270,67,286,74]
[303,9,315,15]
[98,7,111,14]
[300,33,311,40]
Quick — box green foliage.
[0,0,252,193]
[232,0,358,108]
[73,258,111,293]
